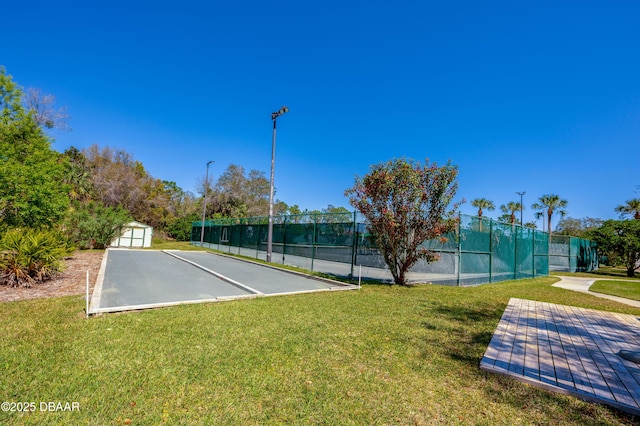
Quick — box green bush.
[0,228,71,287]
[63,201,132,249]
[165,212,199,241]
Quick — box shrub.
[0,228,71,287]
[63,201,132,249]
[165,212,200,241]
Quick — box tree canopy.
[0,67,70,229]
[555,217,603,237]
[590,219,640,277]
[345,158,459,285]
[615,198,640,220]
[23,87,71,131]
[202,164,274,218]
[471,198,495,218]
[500,201,523,225]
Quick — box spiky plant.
[0,229,70,287]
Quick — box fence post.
[547,233,550,276]
[513,224,518,280]
[217,223,221,252]
[532,229,535,278]
[282,215,287,264]
[350,210,357,280]
[311,214,317,272]
[457,212,462,286]
[569,236,573,273]
[489,219,493,283]
[255,223,261,259]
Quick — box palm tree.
[471,198,495,218]
[532,194,568,236]
[471,198,495,231]
[63,147,94,201]
[500,201,522,225]
[615,198,640,220]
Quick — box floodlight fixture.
[271,106,289,120]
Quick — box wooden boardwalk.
[480,298,640,415]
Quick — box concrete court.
[89,249,355,314]
[165,250,345,294]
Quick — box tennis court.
[89,249,356,314]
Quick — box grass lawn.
[590,280,640,301]
[561,266,640,280]
[1,277,639,424]
[150,240,210,251]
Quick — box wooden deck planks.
[480,298,640,416]
[537,301,559,387]
[572,305,640,408]
[481,298,521,373]
[523,300,540,381]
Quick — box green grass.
[1,278,639,424]
[590,280,640,301]
[559,266,640,280]
[150,241,208,251]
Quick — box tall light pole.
[267,106,289,262]
[516,191,526,226]
[200,160,214,246]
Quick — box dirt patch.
[0,250,105,303]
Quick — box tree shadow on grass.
[418,301,502,367]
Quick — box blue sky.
[3,1,639,228]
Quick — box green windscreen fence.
[192,212,596,285]
[549,235,598,272]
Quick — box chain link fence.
[191,212,596,285]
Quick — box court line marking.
[162,250,264,295]
[179,249,357,288]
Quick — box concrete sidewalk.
[552,275,640,308]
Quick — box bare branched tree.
[23,87,71,131]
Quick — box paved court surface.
[169,250,342,294]
[480,298,640,415]
[89,249,355,314]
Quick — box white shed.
[111,221,153,248]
